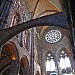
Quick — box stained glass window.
[45,30,61,43]
[46,53,57,75]
[60,51,73,74]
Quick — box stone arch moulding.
[1,41,19,75]
[0,12,69,48]
[20,55,29,75]
[56,47,75,71]
[42,50,56,74]
[43,50,56,59]
[56,47,73,59]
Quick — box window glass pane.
[46,53,56,72]
[65,56,71,68]
[46,60,50,71]
[45,30,62,43]
[59,51,74,74]
[50,59,56,71]
[60,57,66,69]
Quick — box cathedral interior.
[0,0,75,75]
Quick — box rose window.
[45,30,61,43]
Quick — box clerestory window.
[46,53,57,74]
[45,30,62,43]
[60,51,73,74]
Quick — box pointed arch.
[45,51,57,73]
[19,55,29,75]
[42,50,57,75]
[59,48,74,74]
[1,42,19,60]
[1,41,19,75]
[20,55,29,69]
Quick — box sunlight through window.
[60,57,66,69]
[46,60,50,71]
[46,53,56,72]
[60,51,73,74]
[65,56,71,68]
[50,59,56,71]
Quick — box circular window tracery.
[45,30,62,43]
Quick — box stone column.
[30,28,34,75]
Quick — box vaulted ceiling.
[25,0,62,18]
[24,0,64,35]
[24,0,63,35]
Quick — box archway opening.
[59,50,73,75]
[45,52,57,75]
[19,55,29,75]
[0,42,19,75]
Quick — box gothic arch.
[19,55,29,75]
[43,50,56,61]
[1,41,19,75]
[56,47,75,74]
[42,50,56,74]
[56,47,73,61]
